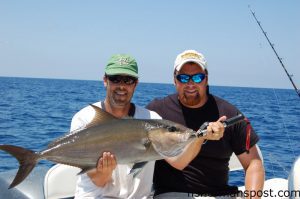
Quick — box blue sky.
[0,0,299,89]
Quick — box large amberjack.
[0,105,196,188]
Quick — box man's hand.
[203,116,226,140]
[87,152,117,187]
[166,116,227,170]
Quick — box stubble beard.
[180,92,201,107]
[111,89,132,107]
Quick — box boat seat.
[229,145,263,171]
[288,156,300,193]
[44,164,81,199]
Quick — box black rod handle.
[196,114,245,137]
[223,114,245,128]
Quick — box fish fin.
[86,104,118,128]
[48,104,118,148]
[129,161,148,177]
[77,167,94,175]
[0,145,39,189]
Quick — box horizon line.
[0,75,294,91]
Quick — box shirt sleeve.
[146,99,157,112]
[74,173,103,199]
[70,114,86,132]
[231,119,260,155]
[70,106,96,132]
[149,110,162,119]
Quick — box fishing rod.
[196,114,245,137]
[249,7,300,98]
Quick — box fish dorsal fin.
[47,104,117,149]
[86,104,118,128]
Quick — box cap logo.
[181,52,202,60]
[117,57,131,66]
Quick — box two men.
[72,51,264,198]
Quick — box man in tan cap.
[147,50,265,198]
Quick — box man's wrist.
[88,170,112,187]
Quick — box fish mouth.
[182,129,196,141]
[189,130,198,138]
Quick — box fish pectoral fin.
[129,161,148,177]
[78,167,94,175]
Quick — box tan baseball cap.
[174,50,207,72]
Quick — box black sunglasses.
[106,75,137,85]
[176,73,206,84]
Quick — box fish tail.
[0,144,39,189]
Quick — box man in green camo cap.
[73,54,161,198]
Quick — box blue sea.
[0,76,299,186]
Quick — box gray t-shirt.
[147,94,259,196]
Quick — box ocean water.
[0,76,299,186]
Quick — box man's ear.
[205,74,208,84]
[173,76,177,86]
[103,76,108,88]
[133,79,139,89]
[173,71,177,86]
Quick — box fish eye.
[167,126,177,132]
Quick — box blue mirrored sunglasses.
[176,73,206,84]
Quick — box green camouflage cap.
[105,54,138,78]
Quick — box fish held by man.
[0,104,196,189]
